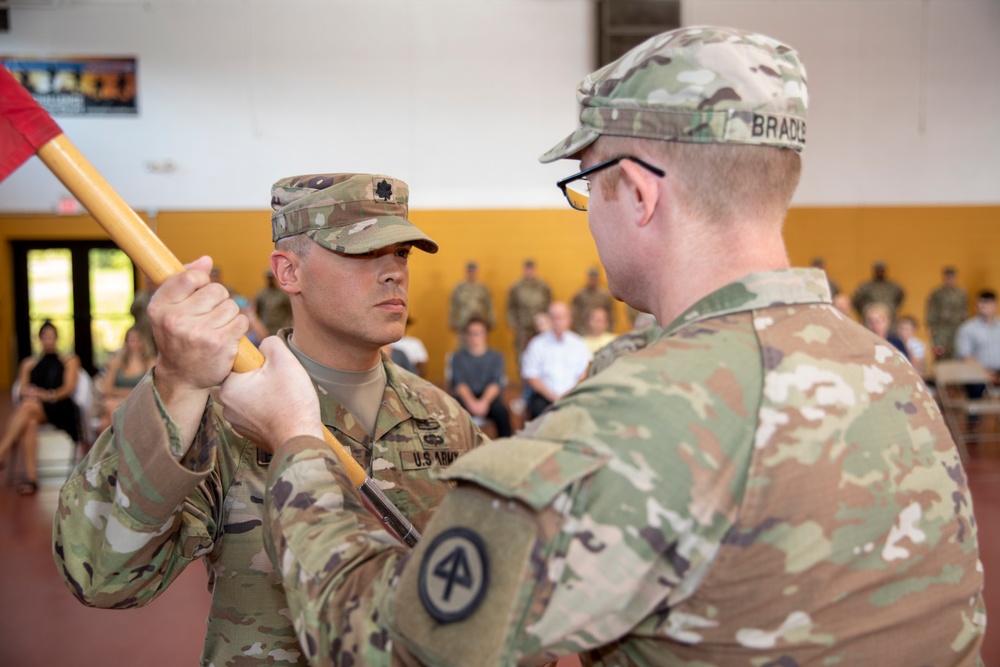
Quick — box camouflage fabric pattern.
[539,26,808,163]
[570,285,616,334]
[386,268,980,665]
[506,277,552,363]
[270,173,438,254]
[53,342,483,667]
[449,281,495,331]
[851,278,906,321]
[927,284,969,359]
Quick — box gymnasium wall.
[2,204,996,385]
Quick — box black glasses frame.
[556,155,666,211]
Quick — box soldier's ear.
[619,159,660,229]
[270,250,302,295]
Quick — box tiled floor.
[0,400,996,666]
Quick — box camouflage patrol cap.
[270,173,438,254]
[539,25,808,163]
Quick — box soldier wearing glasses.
[218,27,984,666]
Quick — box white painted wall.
[0,0,997,212]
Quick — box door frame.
[11,239,136,376]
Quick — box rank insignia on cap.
[375,179,393,201]
[418,527,489,623]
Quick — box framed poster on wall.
[0,56,137,116]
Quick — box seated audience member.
[956,290,1000,409]
[589,312,663,377]
[832,293,854,319]
[864,302,909,359]
[896,315,928,377]
[390,318,429,377]
[383,344,414,373]
[449,317,512,437]
[97,326,156,433]
[521,301,591,419]
[0,321,81,495]
[581,306,617,355]
[235,295,268,347]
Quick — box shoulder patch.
[418,528,489,623]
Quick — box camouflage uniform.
[570,285,615,335]
[851,279,905,322]
[260,269,984,666]
[506,277,552,363]
[448,281,495,332]
[256,284,293,335]
[927,284,969,359]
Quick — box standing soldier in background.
[506,258,552,367]
[448,261,495,339]
[255,267,293,335]
[571,266,615,334]
[217,26,984,666]
[926,266,969,359]
[851,260,905,322]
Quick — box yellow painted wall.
[1,205,997,386]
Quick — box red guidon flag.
[0,65,63,181]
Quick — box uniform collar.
[664,268,832,336]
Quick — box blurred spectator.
[521,302,590,419]
[581,306,616,356]
[852,260,905,322]
[449,261,495,338]
[384,344,414,374]
[97,326,156,433]
[449,317,512,437]
[926,266,968,360]
[956,290,1000,384]
[234,295,268,347]
[507,259,552,371]
[571,267,615,334]
[955,290,1000,429]
[0,321,81,495]
[863,302,909,360]
[896,315,928,377]
[255,268,292,335]
[130,279,157,354]
[390,317,429,377]
[832,293,854,319]
[589,312,663,377]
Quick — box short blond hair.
[597,137,802,225]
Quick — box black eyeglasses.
[556,155,665,211]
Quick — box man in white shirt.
[520,301,591,419]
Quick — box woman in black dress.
[0,320,81,495]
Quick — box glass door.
[12,240,136,376]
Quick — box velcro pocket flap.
[438,438,608,511]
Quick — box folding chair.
[934,359,1000,460]
[6,368,95,484]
